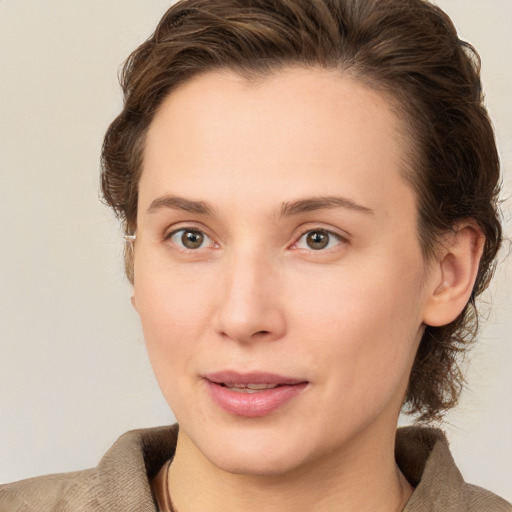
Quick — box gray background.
[0,0,510,500]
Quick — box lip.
[204,370,306,386]
[203,371,309,417]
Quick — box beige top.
[0,424,510,511]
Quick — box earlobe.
[131,294,138,312]
[423,223,484,327]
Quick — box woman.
[1,0,510,510]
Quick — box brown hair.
[101,0,502,421]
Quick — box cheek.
[133,266,217,388]
[135,259,215,332]
[287,259,426,401]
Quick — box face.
[133,67,434,476]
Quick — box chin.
[207,444,311,477]
[186,418,323,477]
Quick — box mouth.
[203,371,309,417]
[204,370,307,388]
[218,383,288,393]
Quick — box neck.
[166,423,413,512]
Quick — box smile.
[221,383,281,393]
[204,371,308,417]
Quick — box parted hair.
[101,0,502,421]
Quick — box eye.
[294,229,345,251]
[167,228,214,250]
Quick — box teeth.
[224,383,280,392]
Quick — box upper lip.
[204,371,307,386]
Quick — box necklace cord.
[164,459,176,512]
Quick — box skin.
[132,67,483,512]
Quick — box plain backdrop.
[0,0,511,500]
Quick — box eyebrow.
[280,196,374,217]
[146,194,374,217]
[147,195,215,216]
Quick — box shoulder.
[465,484,512,512]
[0,425,179,512]
[397,427,511,512]
[0,469,98,511]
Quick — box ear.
[422,223,485,327]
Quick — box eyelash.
[164,226,349,253]
[292,229,347,251]
[165,228,217,251]
[164,227,348,253]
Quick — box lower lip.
[206,381,308,417]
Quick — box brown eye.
[181,230,204,249]
[168,228,211,250]
[306,231,329,250]
[294,229,344,251]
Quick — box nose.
[213,250,287,344]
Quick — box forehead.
[140,66,414,221]
[146,66,407,160]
